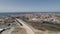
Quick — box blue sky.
[0,0,60,12]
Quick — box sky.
[0,0,60,12]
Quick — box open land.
[0,13,60,34]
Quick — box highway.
[16,18,35,34]
[1,27,14,34]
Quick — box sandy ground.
[11,28,27,34]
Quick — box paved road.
[1,27,14,34]
[16,18,35,34]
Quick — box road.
[16,18,35,34]
[1,27,14,34]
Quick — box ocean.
[0,12,60,16]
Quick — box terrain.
[0,13,60,34]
